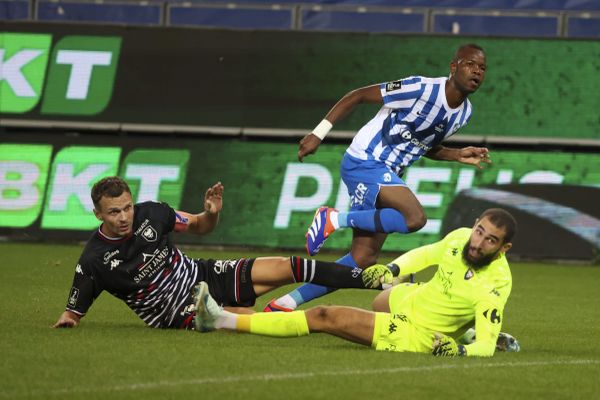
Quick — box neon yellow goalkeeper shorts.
[371,283,432,353]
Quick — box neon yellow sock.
[236,311,310,337]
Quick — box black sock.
[290,256,365,288]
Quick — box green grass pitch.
[1,242,599,399]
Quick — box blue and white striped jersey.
[346,76,473,175]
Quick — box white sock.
[215,309,238,330]
[274,294,298,310]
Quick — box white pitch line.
[3,359,599,398]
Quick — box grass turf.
[1,242,599,399]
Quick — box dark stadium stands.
[37,1,162,25]
[1,0,600,38]
[169,4,294,30]
[0,0,29,20]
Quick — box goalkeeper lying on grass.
[194,208,520,357]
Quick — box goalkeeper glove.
[432,333,466,357]
[361,264,394,289]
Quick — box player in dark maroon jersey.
[53,176,394,330]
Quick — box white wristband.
[311,119,333,140]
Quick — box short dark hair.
[478,208,517,243]
[453,43,485,62]
[91,176,131,209]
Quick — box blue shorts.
[341,153,407,212]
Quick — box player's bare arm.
[425,145,491,169]
[174,182,223,235]
[52,310,81,328]
[298,85,383,162]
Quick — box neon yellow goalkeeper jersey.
[389,227,512,356]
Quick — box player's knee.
[305,306,336,331]
[352,253,378,269]
[372,290,391,312]
[405,212,427,232]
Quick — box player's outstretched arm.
[425,145,492,169]
[175,182,223,235]
[298,84,382,162]
[52,310,81,328]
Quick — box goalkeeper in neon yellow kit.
[194,208,518,357]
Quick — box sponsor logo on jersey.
[110,258,122,270]
[434,123,446,133]
[134,219,150,236]
[398,130,432,151]
[103,249,120,264]
[68,287,79,307]
[385,81,402,92]
[142,226,158,242]
[483,308,502,324]
[134,246,170,283]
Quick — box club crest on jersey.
[464,268,474,280]
[142,226,158,242]
[386,81,402,92]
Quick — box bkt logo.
[0,33,121,115]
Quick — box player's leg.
[372,287,393,312]
[266,230,386,311]
[193,285,376,347]
[372,282,421,313]
[314,185,426,242]
[306,158,426,257]
[304,305,376,346]
[251,256,394,296]
[264,251,360,311]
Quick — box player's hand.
[457,146,492,169]
[204,182,224,214]
[361,264,395,289]
[298,134,322,162]
[52,312,79,328]
[432,333,465,356]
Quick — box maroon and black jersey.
[65,201,202,328]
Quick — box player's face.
[450,48,487,94]
[94,192,135,238]
[463,217,512,269]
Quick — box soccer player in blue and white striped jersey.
[266,43,493,312]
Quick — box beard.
[462,240,498,270]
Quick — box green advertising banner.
[0,144,53,227]
[40,146,122,230]
[41,35,122,115]
[1,22,599,139]
[185,140,600,251]
[1,135,598,255]
[120,149,190,209]
[0,33,52,113]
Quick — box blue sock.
[339,208,409,233]
[289,253,358,306]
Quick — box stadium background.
[1,13,599,260]
[1,1,600,399]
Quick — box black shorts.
[197,258,257,307]
[171,258,257,330]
